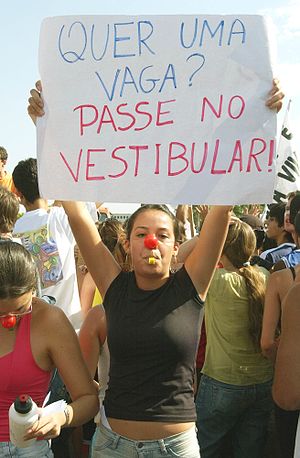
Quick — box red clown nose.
[144,234,159,250]
[1,316,17,329]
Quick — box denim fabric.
[0,440,53,457]
[91,422,200,457]
[47,370,73,458]
[196,374,273,458]
[274,403,299,458]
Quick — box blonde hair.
[0,186,19,233]
[223,220,266,347]
[96,219,129,271]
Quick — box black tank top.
[103,266,203,422]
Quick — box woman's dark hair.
[295,211,300,237]
[125,204,179,241]
[223,219,266,348]
[0,241,37,298]
[268,203,286,226]
[289,194,300,225]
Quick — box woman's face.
[126,210,178,280]
[265,216,283,240]
[0,291,33,320]
[284,198,294,233]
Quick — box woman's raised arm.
[184,206,232,301]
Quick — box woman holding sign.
[28,81,283,458]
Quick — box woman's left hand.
[265,78,285,112]
[23,411,66,441]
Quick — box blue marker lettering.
[200,20,224,47]
[179,18,198,48]
[139,66,160,93]
[120,67,139,97]
[95,69,121,101]
[159,64,177,93]
[114,22,136,58]
[91,23,110,61]
[137,21,155,55]
[227,19,246,45]
[58,22,87,63]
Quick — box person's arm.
[79,306,107,377]
[62,201,121,299]
[184,206,232,300]
[80,272,97,318]
[175,205,189,224]
[25,306,99,441]
[272,283,300,409]
[177,236,198,264]
[176,204,195,240]
[260,272,282,361]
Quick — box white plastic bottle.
[9,394,39,448]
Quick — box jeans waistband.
[98,421,196,452]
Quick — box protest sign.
[273,100,300,203]
[37,15,277,204]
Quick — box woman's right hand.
[27,80,44,124]
[24,411,66,441]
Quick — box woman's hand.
[265,78,284,112]
[27,80,44,124]
[24,411,66,441]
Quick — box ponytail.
[238,265,266,348]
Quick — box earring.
[124,252,133,271]
[170,254,178,274]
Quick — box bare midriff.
[107,418,194,440]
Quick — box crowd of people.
[1,78,299,458]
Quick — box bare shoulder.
[80,304,106,341]
[269,268,294,287]
[30,298,78,371]
[31,297,72,334]
[282,283,300,315]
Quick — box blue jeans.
[196,375,273,458]
[91,422,200,457]
[0,440,53,457]
[47,370,73,457]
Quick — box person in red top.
[0,241,98,457]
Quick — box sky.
[1,0,299,178]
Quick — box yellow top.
[203,267,273,385]
[92,288,102,307]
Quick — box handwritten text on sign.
[37,15,276,204]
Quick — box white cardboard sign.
[37,15,277,204]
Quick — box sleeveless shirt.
[103,266,203,422]
[0,313,52,441]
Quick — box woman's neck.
[220,255,239,272]
[134,272,170,291]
